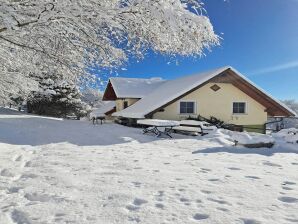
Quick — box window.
[180,101,195,114]
[233,102,246,114]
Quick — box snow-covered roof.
[113,66,296,118]
[113,66,229,118]
[228,67,297,117]
[109,77,166,98]
[90,101,115,118]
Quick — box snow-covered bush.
[231,132,275,145]
[273,128,298,144]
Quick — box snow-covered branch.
[0,0,219,103]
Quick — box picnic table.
[137,119,180,138]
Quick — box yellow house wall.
[152,83,268,125]
[116,98,139,111]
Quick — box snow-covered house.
[102,66,296,127]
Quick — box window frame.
[179,100,197,115]
[232,102,247,115]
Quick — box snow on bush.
[273,128,298,144]
[230,131,274,145]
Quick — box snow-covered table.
[137,119,180,138]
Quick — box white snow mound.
[231,132,274,145]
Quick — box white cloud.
[250,60,298,76]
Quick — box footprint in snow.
[291,162,298,166]
[207,197,230,205]
[240,218,262,224]
[132,182,142,188]
[128,216,141,223]
[10,209,32,224]
[7,187,23,194]
[278,196,298,203]
[201,168,212,172]
[208,178,220,182]
[20,173,38,179]
[282,186,293,191]
[201,190,212,194]
[193,213,209,221]
[155,203,165,209]
[282,181,296,186]
[133,167,142,170]
[13,155,23,162]
[285,218,298,223]
[245,176,261,180]
[217,207,229,212]
[126,205,140,211]
[24,161,33,167]
[262,161,282,167]
[157,191,164,196]
[179,197,190,202]
[227,167,242,171]
[126,198,148,212]
[24,193,64,203]
[133,198,148,206]
[0,169,15,177]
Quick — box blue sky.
[101,0,298,100]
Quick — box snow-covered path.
[0,108,297,224]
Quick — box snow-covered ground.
[0,108,297,224]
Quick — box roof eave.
[228,67,297,117]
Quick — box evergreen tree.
[27,73,89,118]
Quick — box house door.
[123,101,128,109]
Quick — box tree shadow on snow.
[192,145,298,157]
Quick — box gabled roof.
[103,77,166,100]
[113,66,296,118]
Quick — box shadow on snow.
[192,144,298,156]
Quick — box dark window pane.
[180,102,187,108]
[180,101,195,114]
[233,102,246,114]
[187,107,194,113]
[180,102,186,113]
[180,106,187,114]
[187,102,193,108]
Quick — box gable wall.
[116,98,140,112]
[152,83,268,125]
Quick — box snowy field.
[0,108,297,224]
